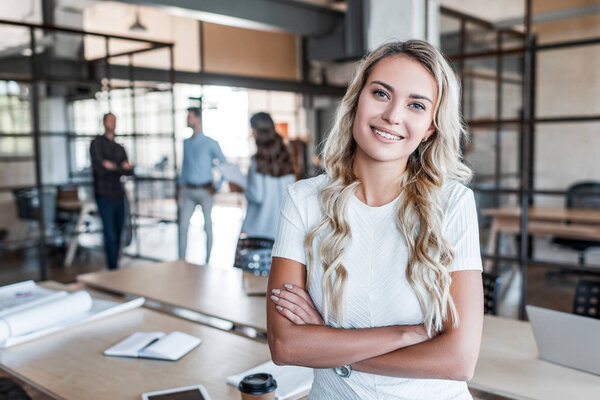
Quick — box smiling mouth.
[371,126,404,141]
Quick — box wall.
[83,2,300,80]
[83,1,200,72]
[202,23,299,80]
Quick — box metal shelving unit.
[441,1,600,318]
[0,19,176,280]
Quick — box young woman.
[267,40,484,399]
[240,112,296,240]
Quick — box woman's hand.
[270,283,324,326]
[402,324,431,346]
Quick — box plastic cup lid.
[238,373,278,395]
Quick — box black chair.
[12,188,57,237]
[234,235,274,269]
[572,279,600,319]
[0,377,32,400]
[552,182,600,265]
[239,248,273,277]
[482,272,501,315]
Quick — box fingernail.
[284,284,293,289]
[271,288,280,295]
[270,295,279,301]
[275,305,283,311]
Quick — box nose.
[381,101,405,125]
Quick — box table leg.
[485,218,499,273]
[64,203,94,267]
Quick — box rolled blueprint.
[0,290,93,341]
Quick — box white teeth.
[372,127,402,140]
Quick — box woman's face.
[352,55,438,169]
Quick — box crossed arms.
[266,256,483,381]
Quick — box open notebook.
[104,331,202,361]
[0,281,144,348]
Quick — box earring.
[421,137,428,143]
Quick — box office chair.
[239,248,273,277]
[0,377,31,400]
[552,181,600,265]
[235,236,274,296]
[234,234,274,269]
[13,187,57,238]
[482,271,501,315]
[572,279,600,319]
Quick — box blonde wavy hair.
[305,40,472,336]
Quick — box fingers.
[272,287,314,316]
[270,285,324,325]
[283,283,317,310]
[274,305,305,325]
[271,294,312,324]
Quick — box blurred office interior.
[0,0,599,322]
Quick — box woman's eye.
[410,103,426,111]
[373,90,389,99]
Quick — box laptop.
[526,305,600,376]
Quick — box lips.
[370,125,405,141]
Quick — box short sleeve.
[444,189,483,272]
[272,186,307,265]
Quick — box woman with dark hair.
[240,112,296,240]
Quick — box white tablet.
[141,384,211,400]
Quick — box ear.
[424,122,436,141]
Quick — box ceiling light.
[129,8,147,32]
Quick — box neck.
[352,149,407,206]
[104,131,115,141]
[192,125,203,136]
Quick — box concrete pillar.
[364,0,440,50]
[39,96,69,185]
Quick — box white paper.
[0,281,68,317]
[226,361,313,400]
[0,291,93,341]
[215,163,246,190]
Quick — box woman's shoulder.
[441,180,474,211]
[286,174,328,205]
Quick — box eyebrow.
[370,80,433,104]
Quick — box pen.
[139,337,160,352]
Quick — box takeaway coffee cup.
[238,373,277,400]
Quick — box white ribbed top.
[272,174,482,400]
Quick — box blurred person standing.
[241,112,296,240]
[178,106,226,264]
[90,113,133,270]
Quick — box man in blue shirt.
[178,107,226,263]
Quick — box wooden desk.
[68,277,600,399]
[482,206,600,270]
[0,288,270,400]
[471,315,600,400]
[483,206,600,224]
[78,261,268,334]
